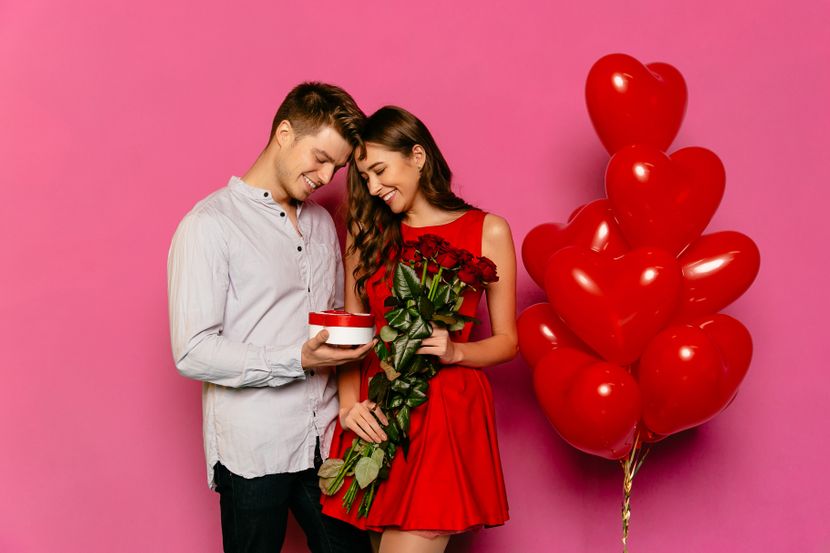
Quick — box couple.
[167,82,518,553]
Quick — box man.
[168,82,372,553]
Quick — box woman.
[321,106,517,553]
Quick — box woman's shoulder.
[481,212,512,240]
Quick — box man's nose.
[318,164,335,186]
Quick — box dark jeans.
[214,449,369,553]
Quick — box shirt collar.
[228,176,304,215]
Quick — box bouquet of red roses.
[318,233,499,517]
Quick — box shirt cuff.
[264,344,305,386]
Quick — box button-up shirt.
[168,176,343,487]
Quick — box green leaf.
[388,395,403,409]
[418,295,434,319]
[452,295,465,312]
[384,419,400,442]
[408,316,432,340]
[432,313,457,326]
[432,283,452,308]
[409,356,424,374]
[383,296,400,308]
[393,332,419,372]
[449,319,466,332]
[395,406,411,433]
[406,394,427,408]
[375,340,389,362]
[391,378,411,393]
[317,458,345,478]
[371,448,385,466]
[379,325,398,342]
[320,476,344,495]
[386,308,411,330]
[394,263,422,299]
[354,457,381,489]
[368,373,390,403]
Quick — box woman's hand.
[416,326,460,364]
[339,400,389,443]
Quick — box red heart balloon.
[544,246,682,365]
[606,145,725,256]
[533,348,641,459]
[638,315,752,436]
[522,200,629,286]
[586,53,687,154]
[517,302,587,367]
[522,223,563,287]
[676,231,761,318]
[688,313,753,410]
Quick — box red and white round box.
[308,310,375,345]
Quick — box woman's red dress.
[321,210,509,533]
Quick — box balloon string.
[621,433,650,553]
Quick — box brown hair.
[269,82,365,149]
[346,106,475,303]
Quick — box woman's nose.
[367,176,383,196]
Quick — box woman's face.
[355,143,424,214]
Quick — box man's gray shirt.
[168,176,344,487]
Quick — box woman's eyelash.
[376,168,385,175]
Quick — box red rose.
[400,241,419,264]
[476,256,499,283]
[457,262,481,285]
[435,246,460,269]
[456,250,474,265]
[418,234,444,258]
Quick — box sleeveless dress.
[321,209,509,533]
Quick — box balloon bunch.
[520,54,760,549]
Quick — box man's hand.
[301,330,376,369]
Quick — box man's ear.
[273,120,295,149]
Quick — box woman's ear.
[411,144,426,170]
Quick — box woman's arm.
[337,231,388,443]
[416,213,519,368]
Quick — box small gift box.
[308,310,375,345]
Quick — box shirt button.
[297,246,303,252]
[280,212,285,217]
[263,192,269,197]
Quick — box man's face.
[275,124,352,202]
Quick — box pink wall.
[1,1,828,551]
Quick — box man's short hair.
[270,82,365,149]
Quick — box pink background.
[1,1,828,551]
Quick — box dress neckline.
[401,210,474,230]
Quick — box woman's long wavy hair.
[346,106,475,304]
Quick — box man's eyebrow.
[313,148,335,163]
